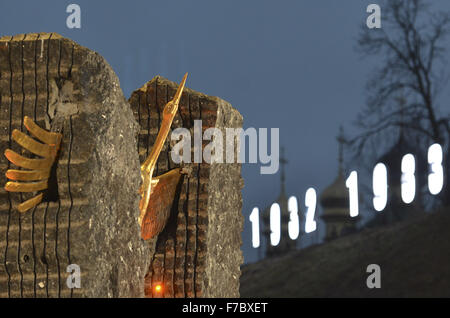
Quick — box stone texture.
[0,33,150,298]
[203,97,244,298]
[129,76,244,298]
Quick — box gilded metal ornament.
[4,116,62,213]
[139,73,188,240]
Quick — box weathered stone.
[129,76,244,298]
[0,33,150,298]
[0,33,244,298]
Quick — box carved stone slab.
[129,76,244,298]
[0,33,150,298]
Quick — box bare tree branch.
[354,0,450,150]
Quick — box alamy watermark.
[66,4,81,29]
[366,264,381,289]
[67,264,81,289]
[170,120,279,175]
[366,4,381,29]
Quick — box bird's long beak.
[173,72,188,107]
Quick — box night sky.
[1,0,449,263]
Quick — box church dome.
[320,127,359,242]
[319,172,349,213]
[319,127,350,216]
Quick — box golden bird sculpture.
[138,73,188,240]
[3,73,188,240]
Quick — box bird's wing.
[141,168,183,240]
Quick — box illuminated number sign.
[304,188,317,234]
[270,203,281,246]
[401,154,416,204]
[345,171,359,217]
[249,207,260,248]
[288,196,299,240]
[428,144,444,195]
[250,143,445,248]
[373,163,388,212]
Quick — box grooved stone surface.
[129,76,244,298]
[0,33,150,298]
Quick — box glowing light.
[373,163,388,212]
[401,154,416,204]
[154,284,162,293]
[249,207,260,248]
[428,143,444,195]
[270,203,281,246]
[304,188,317,233]
[288,196,299,240]
[345,171,359,217]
